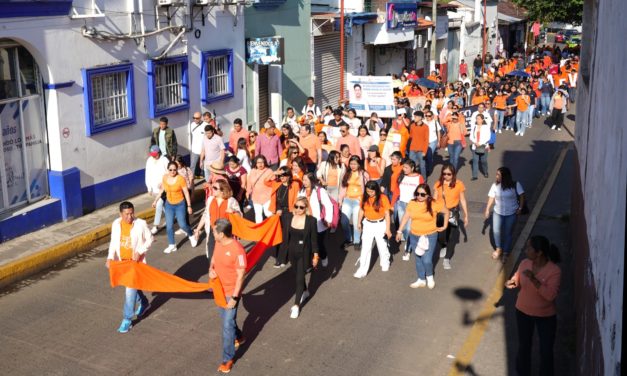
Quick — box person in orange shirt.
[365,145,385,183]
[389,111,410,157]
[228,118,249,155]
[505,235,561,376]
[381,151,403,205]
[354,181,392,278]
[471,88,488,106]
[295,124,321,172]
[493,90,509,133]
[396,184,448,289]
[106,201,153,333]
[515,87,531,136]
[408,111,430,178]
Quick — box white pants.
[253,201,272,223]
[357,219,390,276]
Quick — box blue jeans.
[394,200,411,245]
[494,110,505,131]
[493,212,517,253]
[341,198,361,244]
[408,232,438,279]
[506,112,516,130]
[471,149,488,178]
[516,109,530,135]
[426,141,437,177]
[123,287,148,320]
[217,298,242,363]
[568,87,576,103]
[540,93,551,115]
[409,150,426,179]
[448,141,462,172]
[164,199,193,245]
[474,66,481,78]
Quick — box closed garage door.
[313,33,347,109]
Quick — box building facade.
[0,0,247,241]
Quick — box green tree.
[512,0,583,25]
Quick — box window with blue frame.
[82,64,135,136]
[201,49,234,103]
[147,56,189,118]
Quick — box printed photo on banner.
[347,74,396,118]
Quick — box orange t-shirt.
[119,220,133,260]
[346,172,363,199]
[389,123,409,157]
[363,195,391,220]
[209,198,228,227]
[516,95,530,112]
[212,240,247,297]
[472,95,488,106]
[390,164,403,204]
[406,199,444,236]
[326,167,339,187]
[163,175,187,204]
[299,134,321,165]
[365,158,383,180]
[434,180,466,209]
[493,95,507,110]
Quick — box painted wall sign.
[386,3,418,30]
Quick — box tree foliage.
[512,0,584,25]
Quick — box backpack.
[316,187,340,229]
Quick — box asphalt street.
[0,111,575,376]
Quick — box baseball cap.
[368,145,379,152]
[149,145,160,156]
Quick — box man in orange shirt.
[228,118,249,155]
[335,123,362,157]
[389,111,410,157]
[106,201,153,333]
[210,219,247,374]
[408,111,430,178]
[297,124,322,172]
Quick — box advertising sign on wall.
[386,2,418,30]
[246,37,285,65]
[347,75,396,118]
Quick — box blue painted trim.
[0,200,63,243]
[0,1,72,19]
[82,63,136,136]
[200,49,235,104]
[48,167,82,220]
[147,55,190,118]
[43,81,75,90]
[81,169,146,214]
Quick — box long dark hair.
[303,172,318,191]
[327,150,341,168]
[291,156,306,174]
[397,158,416,185]
[414,183,434,216]
[276,166,292,184]
[237,137,250,161]
[497,166,515,190]
[361,180,382,211]
[342,155,363,187]
[438,163,457,189]
[529,235,561,263]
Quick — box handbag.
[515,182,530,215]
[474,145,487,154]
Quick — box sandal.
[491,249,502,260]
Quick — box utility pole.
[340,0,345,104]
[430,0,437,73]
[482,0,487,75]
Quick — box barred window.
[147,56,189,118]
[201,49,234,103]
[82,64,136,136]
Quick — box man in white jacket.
[106,201,154,333]
[145,145,169,234]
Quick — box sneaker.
[163,245,177,254]
[290,305,300,319]
[273,260,281,268]
[439,247,447,258]
[551,125,556,130]
[117,319,132,333]
[443,258,452,270]
[150,226,158,235]
[402,252,410,261]
[217,360,234,373]
[557,127,562,131]
[498,129,502,134]
[410,279,426,288]
[426,275,436,289]
[320,257,328,267]
[135,303,149,317]
[175,229,185,235]
[234,336,246,350]
[300,290,310,304]
[381,264,390,272]
[515,131,521,136]
[353,271,365,279]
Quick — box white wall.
[373,46,406,76]
[0,0,246,187]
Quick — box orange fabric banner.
[108,214,283,306]
[109,260,227,307]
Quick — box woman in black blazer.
[280,196,319,319]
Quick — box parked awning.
[498,13,524,25]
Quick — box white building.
[0,0,246,241]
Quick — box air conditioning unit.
[158,0,185,6]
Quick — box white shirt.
[299,187,334,232]
[398,175,424,203]
[236,149,252,172]
[189,120,205,155]
[107,218,153,263]
[470,110,493,129]
[470,123,492,146]
[302,104,322,118]
[145,155,169,194]
[425,119,440,144]
[488,182,524,216]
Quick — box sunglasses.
[168,168,177,172]
[442,172,453,176]
[416,192,428,197]
[380,133,387,136]
[193,117,201,120]
[294,205,306,210]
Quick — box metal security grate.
[91,71,128,127]
[155,61,184,111]
[206,54,229,98]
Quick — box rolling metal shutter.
[313,33,347,109]
[257,64,269,128]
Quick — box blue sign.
[386,2,418,30]
[246,37,285,65]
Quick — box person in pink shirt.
[255,121,282,170]
[506,235,561,376]
[335,124,362,158]
[228,118,249,155]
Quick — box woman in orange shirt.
[396,184,448,289]
[364,145,385,184]
[152,162,198,253]
[515,87,531,136]
[354,181,392,278]
[248,131,258,156]
[339,155,370,249]
[506,236,561,376]
[471,88,488,106]
[445,112,467,172]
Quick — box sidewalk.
[0,184,204,289]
